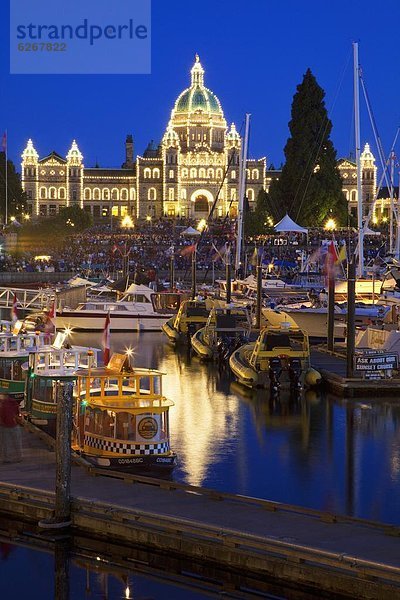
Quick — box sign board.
[354,350,398,379]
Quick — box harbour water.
[1,330,400,599]
[70,330,400,525]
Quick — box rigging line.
[363,128,400,229]
[359,74,394,190]
[291,50,352,221]
[195,119,245,251]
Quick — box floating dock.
[0,423,399,599]
[311,348,400,397]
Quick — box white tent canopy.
[274,214,308,234]
[363,226,381,236]
[181,226,201,236]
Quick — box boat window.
[132,294,150,303]
[138,376,151,393]
[85,408,115,438]
[32,378,56,404]
[108,304,128,311]
[151,293,184,312]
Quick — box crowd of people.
[0,218,390,283]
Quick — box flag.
[180,243,197,257]
[250,247,258,266]
[0,132,6,153]
[111,244,119,254]
[102,311,111,366]
[45,300,56,335]
[325,241,338,281]
[336,243,347,264]
[11,294,18,323]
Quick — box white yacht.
[52,284,176,331]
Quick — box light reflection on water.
[69,331,400,523]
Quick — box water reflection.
[68,331,400,522]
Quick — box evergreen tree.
[268,69,347,226]
[244,189,273,236]
[0,152,27,220]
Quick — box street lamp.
[324,218,336,231]
[121,215,134,228]
[197,218,207,232]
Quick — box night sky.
[1,0,399,170]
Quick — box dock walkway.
[311,347,400,397]
[1,425,400,598]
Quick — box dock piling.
[346,260,356,377]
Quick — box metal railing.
[0,287,54,310]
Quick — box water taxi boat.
[73,354,176,471]
[229,322,310,390]
[162,298,214,343]
[191,306,252,360]
[0,332,48,399]
[25,342,100,430]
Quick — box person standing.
[0,394,23,463]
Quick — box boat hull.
[191,328,213,360]
[81,452,177,471]
[54,312,171,332]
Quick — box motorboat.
[0,331,48,399]
[273,301,391,341]
[229,320,311,391]
[191,306,252,361]
[162,298,215,343]
[72,354,177,471]
[52,284,176,331]
[25,337,100,430]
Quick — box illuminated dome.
[171,55,224,120]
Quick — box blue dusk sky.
[0,0,399,171]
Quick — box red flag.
[102,312,111,366]
[48,300,56,319]
[11,294,18,322]
[180,243,197,257]
[325,241,338,281]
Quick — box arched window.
[207,168,214,178]
[246,169,250,179]
[58,187,66,200]
[102,188,110,200]
[199,168,206,179]
[169,169,174,179]
[49,187,56,199]
[168,188,175,201]
[190,168,197,178]
[40,187,47,199]
[130,188,136,201]
[111,188,119,200]
[230,189,237,200]
[144,168,151,179]
[247,189,255,202]
[181,189,187,199]
[231,170,236,179]
[120,188,128,201]
[194,196,209,212]
[216,168,223,180]
[152,168,160,178]
[351,190,357,202]
[181,168,188,178]
[84,188,91,200]
[93,188,101,200]
[252,169,259,179]
[343,189,349,200]
[148,188,157,201]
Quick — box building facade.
[22,56,270,221]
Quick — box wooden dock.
[1,424,400,599]
[311,348,400,397]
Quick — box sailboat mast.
[4,129,7,226]
[353,42,364,277]
[389,151,394,254]
[235,113,250,274]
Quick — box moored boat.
[162,298,214,343]
[73,354,176,471]
[0,332,48,399]
[229,321,311,390]
[191,305,251,361]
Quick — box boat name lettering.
[118,458,144,464]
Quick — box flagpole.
[5,129,8,226]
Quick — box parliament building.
[21,56,271,221]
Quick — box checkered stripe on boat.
[84,434,169,455]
